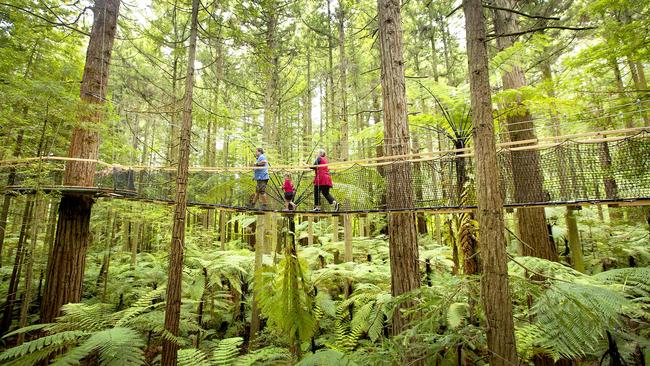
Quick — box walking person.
[250,147,269,209]
[282,173,297,210]
[312,149,339,212]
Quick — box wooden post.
[267,213,276,254]
[359,216,368,236]
[250,213,266,344]
[344,214,353,262]
[307,216,314,246]
[566,207,584,272]
[219,210,226,250]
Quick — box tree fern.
[516,281,634,361]
[211,336,244,365]
[233,346,292,366]
[50,327,145,366]
[0,330,88,364]
[295,349,358,366]
[177,348,210,366]
[446,302,469,329]
[258,249,318,349]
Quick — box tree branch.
[487,25,596,40]
[483,4,561,21]
[0,2,90,36]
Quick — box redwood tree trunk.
[463,0,518,364]
[376,0,421,335]
[161,0,199,363]
[41,0,121,324]
[0,130,24,268]
[492,0,557,261]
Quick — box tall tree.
[376,0,421,334]
[337,3,349,160]
[162,0,199,363]
[41,0,121,324]
[492,0,557,261]
[463,0,518,363]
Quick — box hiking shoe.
[333,201,340,212]
[312,207,321,212]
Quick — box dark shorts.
[256,179,268,194]
[284,191,295,201]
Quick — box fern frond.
[517,281,631,361]
[114,287,165,327]
[233,347,292,366]
[51,303,112,332]
[0,331,88,363]
[212,337,243,365]
[295,349,359,366]
[50,327,145,366]
[177,348,210,366]
[447,302,469,330]
[2,323,52,339]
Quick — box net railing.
[1,131,649,213]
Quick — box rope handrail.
[0,127,647,172]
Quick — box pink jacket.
[313,156,333,187]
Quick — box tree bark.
[161,0,198,363]
[343,214,352,262]
[17,196,42,344]
[263,3,279,149]
[565,206,583,272]
[463,0,518,364]
[492,0,557,261]
[377,0,421,335]
[337,5,349,160]
[250,214,266,344]
[0,197,33,335]
[0,130,24,268]
[42,0,121,324]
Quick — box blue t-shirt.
[254,154,269,181]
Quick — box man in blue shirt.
[250,147,269,209]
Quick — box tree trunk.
[303,43,313,159]
[326,0,336,154]
[627,59,650,126]
[161,0,198,363]
[463,0,518,364]
[17,197,42,344]
[343,214,352,262]
[0,130,24,268]
[492,0,557,261]
[264,4,279,149]
[0,197,33,335]
[610,58,634,129]
[337,5,349,160]
[42,0,121,324]
[565,206,583,272]
[377,0,421,335]
[250,214,266,344]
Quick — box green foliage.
[51,327,145,366]
[212,337,244,365]
[232,346,292,366]
[258,252,318,345]
[296,349,358,366]
[177,348,211,366]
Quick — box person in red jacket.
[312,149,339,212]
[282,173,297,210]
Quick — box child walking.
[283,173,297,210]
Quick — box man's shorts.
[284,191,295,201]
[256,179,269,194]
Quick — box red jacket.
[313,156,333,187]
[283,179,294,193]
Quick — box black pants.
[314,185,335,206]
